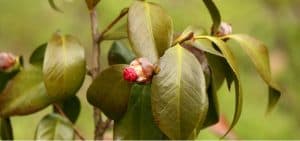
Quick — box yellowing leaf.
[43,33,86,100]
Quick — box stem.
[172,32,194,46]
[97,8,129,43]
[88,8,106,140]
[53,104,86,141]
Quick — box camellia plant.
[0,0,282,140]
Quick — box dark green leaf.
[48,0,63,13]
[0,118,13,140]
[203,0,221,35]
[195,36,242,138]
[201,72,219,129]
[87,65,132,120]
[85,0,100,10]
[0,56,22,93]
[56,96,81,123]
[114,84,164,140]
[43,33,86,100]
[29,43,47,67]
[0,65,54,117]
[224,34,281,113]
[128,1,173,63]
[151,44,208,139]
[108,41,136,65]
[35,113,74,140]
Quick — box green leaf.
[57,96,81,123]
[29,43,47,67]
[87,65,132,120]
[195,36,242,138]
[0,65,54,117]
[203,0,221,35]
[108,41,136,65]
[128,1,173,63]
[43,33,86,100]
[85,0,100,10]
[114,84,164,140]
[35,113,74,140]
[151,44,208,139]
[48,0,63,13]
[224,34,281,113]
[0,118,13,140]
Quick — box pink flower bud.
[0,52,17,72]
[123,58,155,83]
[216,22,232,37]
[123,67,138,82]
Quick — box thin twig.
[97,8,129,43]
[95,119,112,139]
[53,104,86,141]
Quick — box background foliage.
[0,0,299,139]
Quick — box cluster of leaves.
[0,33,85,140]
[87,0,281,140]
[0,0,281,140]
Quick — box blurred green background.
[0,0,299,139]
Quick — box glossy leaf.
[48,0,63,13]
[128,1,173,63]
[151,44,208,139]
[0,71,18,93]
[35,113,74,140]
[0,65,54,117]
[29,43,47,67]
[203,0,221,35]
[56,96,81,123]
[224,34,281,113]
[43,33,86,100]
[114,84,164,140]
[195,36,242,137]
[85,0,100,10]
[87,65,132,120]
[0,118,13,140]
[108,41,136,65]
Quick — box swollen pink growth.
[123,67,138,82]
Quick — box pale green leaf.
[128,1,173,63]
[0,65,54,117]
[224,34,281,113]
[114,84,164,140]
[87,65,132,120]
[152,44,208,139]
[43,33,86,100]
[35,113,74,140]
